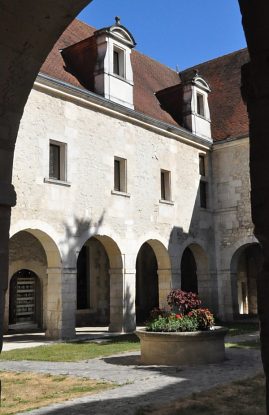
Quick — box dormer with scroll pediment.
[93,17,136,109]
[181,70,212,141]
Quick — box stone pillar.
[109,268,124,332]
[171,269,181,289]
[123,269,136,332]
[217,270,234,322]
[158,269,172,308]
[0,183,16,351]
[109,268,136,333]
[46,267,76,339]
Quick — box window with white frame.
[160,169,171,201]
[196,92,205,117]
[49,141,67,181]
[113,46,125,78]
[114,156,127,192]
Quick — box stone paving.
[0,332,263,415]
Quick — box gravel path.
[0,341,262,415]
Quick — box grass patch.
[226,340,260,349]
[220,322,259,337]
[0,371,114,415]
[137,373,265,415]
[0,334,140,362]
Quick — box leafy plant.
[146,315,199,332]
[167,290,201,314]
[190,308,214,330]
[146,290,215,332]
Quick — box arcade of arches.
[4,229,260,338]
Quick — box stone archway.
[230,243,262,318]
[136,242,159,323]
[135,239,172,323]
[180,243,211,308]
[181,247,198,294]
[76,234,128,332]
[7,228,72,339]
[76,237,110,327]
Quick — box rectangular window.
[197,93,205,117]
[114,157,127,192]
[49,141,66,181]
[199,155,206,176]
[113,47,125,78]
[200,181,207,208]
[160,170,171,201]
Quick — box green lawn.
[221,322,259,336]
[0,334,140,362]
[0,324,260,362]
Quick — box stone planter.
[136,326,228,366]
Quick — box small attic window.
[113,47,125,78]
[196,93,205,117]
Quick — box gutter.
[35,72,213,151]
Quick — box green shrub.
[146,315,199,332]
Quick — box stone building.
[5,18,260,339]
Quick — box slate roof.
[40,19,249,142]
[180,49,249,141]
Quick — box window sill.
[111,190,131,198]
[44,177,71,187]
[159,199,174,206]
[195,113,211,122]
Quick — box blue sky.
[78,0,246,70]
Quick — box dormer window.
[181,70,212,140]
[93,17,136,109]
[113,47,125,78]
[196,93,205,117]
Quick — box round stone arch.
[135,238,172,322]
[180,242,212,309]
[10,222,62,269]
[7,226,63,337]
[230,242,262,317]
[76,232,129,332]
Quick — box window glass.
[160,170,171,201]
[197,93,205,117]
[114,157,127,192]
[49,144,60,180]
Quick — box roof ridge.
[181,47,248,73]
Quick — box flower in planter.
[145,290,215,332]
[167,289,201,314]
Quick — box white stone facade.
[5,25,256,339]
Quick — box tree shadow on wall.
[61,211,105,263]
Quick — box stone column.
[109,268,124,332]
[171,268,181,289]
[217,269,234,322]
[109,268,136,333]
[0,182,16,351]
[123,269,136,332]
[158,269,172,308]
[46,267,76,339]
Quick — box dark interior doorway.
[136,242,159,323]
[9,269,41,328]
[181,247,198,294]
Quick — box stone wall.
[212,137,256,319]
